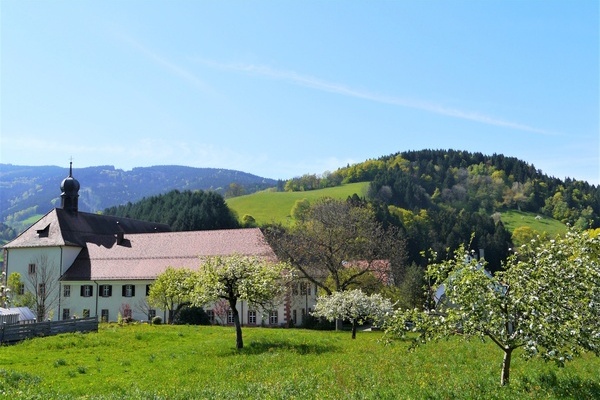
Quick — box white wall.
[6,248,318,325]
[5,247,73,320]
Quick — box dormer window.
[36,224,50,238]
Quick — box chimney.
[115,222,125,245]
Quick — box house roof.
[3,208,171,249]
[61,228,277,281]
[343,259,393,285]
[11,307,37,322]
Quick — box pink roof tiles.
[62,228,277,281]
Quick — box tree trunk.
[500,347,512,386]
[229,299,243,349]
[351,319,357,339]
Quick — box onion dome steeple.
[60,161,80,212]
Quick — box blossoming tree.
[190,255,291,349]
[312,289,394,339]
[384,228,600,386]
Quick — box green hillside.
[501,210,566,237]
[226,182,370,225]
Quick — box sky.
[1,1,598,184]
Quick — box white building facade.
[2,167,318,325]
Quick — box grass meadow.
[500,210,566,237]
[226,182,370,226]
[1,324,598,399]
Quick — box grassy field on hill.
[0,324,598,399]
[501,210,566,237]
[226,182,370,226]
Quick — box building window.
[100,285,112,297]
[292,309,297,325]
[101,309,109,322]
[81,285,93,297]
[38,283,45,296]
[148,309,156,320]
[28,263,36,274]
[122,284,135,297]
[18,283,25,295]
[83,309,90,318]
[248,310,256,325]
[207,309,215,324]
[62,308,70,320]
[227,310,234,324]
[269,310,278,325]
[63,285,71,297]
[300,282,311,296]
[292,283,299,296]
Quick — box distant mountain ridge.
[0,164,277,226]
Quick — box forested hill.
[287,149,599,229]
[361,150,600,270]
[104,190,240,231]
[0,164,276,228]
[282,149,599,271]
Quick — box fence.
[0,317,98,344]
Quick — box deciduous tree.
[190,255,290,349]
[147,267,195,324]
[384,229,600,386]
[25,255,60,320]
[312,289,393,339]
[6,272,35,308]
[265,198,407,296]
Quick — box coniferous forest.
[103,190,240,231]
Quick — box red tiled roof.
[62,228,277,281]
[343,259,393,285]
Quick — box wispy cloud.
[197,60,556,136]
[120,35,208,92]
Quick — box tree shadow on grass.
[520,371,600,399]
[221,339,340,356]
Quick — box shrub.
[152,316,162,325]
[173,305,211,325]
[54,359,67,368]
[301,314,335,330]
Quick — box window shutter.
[108,285,112,296]
[131,285,135,296]
[81,286,85,296]
[122,285,126,296]
[89,286,93,296]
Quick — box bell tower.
[60,161,80,212]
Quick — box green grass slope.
[226,182,369,226]
[501,210,566,237]
[0,324,598,399]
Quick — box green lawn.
[1,324,598,399]
[501,210,566,237]
[227,182,370,226]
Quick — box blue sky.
[1,1,598,184]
